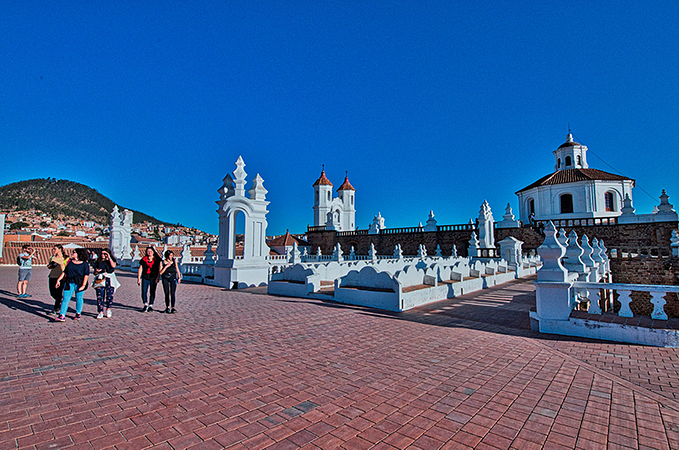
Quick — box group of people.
[137,246,182,313]
[16,244,182,321]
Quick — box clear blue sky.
[2,1,678,235]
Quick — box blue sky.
[2,1,678,235]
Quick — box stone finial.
[349,246,356,260]
[393,244,403,259]
[435,244,442,257]
[424,211,437,232]
[477,200,495,249]
[557,228,568,247]
[204,244,215,264]
[451,244,458,258]
[369,212,385,234]
[536,221,568,282]
[111,205,120,222]
[368,243,377,261]
[671,230,679,257]
[580,234,596,268]
[621,194,635,215]
[133,244,141,261]
[417,244,427,259]
[217,173,236,211]
[468,232,480,257]
[591,238,605,264]
[503,203,516,221]
[658,189,675,212]
[563,230,586,275]
[233,156,247,196]
[291,242,301,263]
[248,174,267,201]
[332,243,343,262]
[181,244,192,263]
[123,209,133,227]
[302,247,308,258]
[316,246,322,257]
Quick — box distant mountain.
[0,178,166,225]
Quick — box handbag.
[92,275,107,289]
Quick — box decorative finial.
[345,170,348,178]
[321,164,324,172]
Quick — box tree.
[10,221,29,230]
[56,231,70,236]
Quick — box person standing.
[55,249,90,322]
[17,244,36,298]
[137,246,161,312]
[159,250,182,314]
[47,245,68,314]
[93,249,119,319]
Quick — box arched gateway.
[214,156,270,289]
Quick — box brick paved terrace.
[1,267,679,449]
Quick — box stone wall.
[307,229,474,257]
[308,220,679,258]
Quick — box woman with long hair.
[137,246,161,312]
[93,249,119,319]
[159,250,182,314]
[54,248,90,322]
[47,244,68,315]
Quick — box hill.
[0,178,166,225]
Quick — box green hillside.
[0,178,166,225]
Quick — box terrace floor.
[1,267,679,449]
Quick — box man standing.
[17,244,36,298]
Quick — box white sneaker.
[106,309,112,318]
[96,312,104,319]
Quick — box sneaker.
[141,305,148,312]
[47,310,56,316]
[55,315,66,322]
[74,314,81,321]
[147,306,153,312]
[18,294,26,298]
[170,308,177,314]
[96,312,104,319]
[163,308,170,314]
[106,309,112,318]
[24,294,31,298]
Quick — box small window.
[557,158,561,168]
[560,194,574,214]
[351,196,354,205]
[565,156,572,166]
[605,192,615,212]
[528,199,535,216]
[576,155,581,165]
[315,191,319,203]
[327,192,330,201]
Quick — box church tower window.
[577,155,581,165]
[565,156,572,166]
[528,198,535,216]
[605,192,615,211]
[560,194,574,214]
[557,158,561,168]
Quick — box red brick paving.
[1,267,679,449]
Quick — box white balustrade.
[572,282,679,320]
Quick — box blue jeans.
[60,283,85,316]
[141,278,157,306]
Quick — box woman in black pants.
[159,250,182,313]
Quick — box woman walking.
[55,248,90,322]
[93,249,119,319]
[47,245,68,314]
[159,250,182,313]
[137,246,161,312]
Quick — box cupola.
[553,131,588,171]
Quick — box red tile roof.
[267,231,310,247]
[312,170,333,187]
[337,176,356,191]
[516,168,634,193]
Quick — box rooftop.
[517,168,635,193]
[1,268,678,449]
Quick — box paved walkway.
[1,267,678,449]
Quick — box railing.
[572,281,679,320]
[477,248,499,258]
[608,247,672,259]
[337,229,368,236]
[437,224,476,232]
[307,225,326,232]
[380,226,424,234]
[535,217,618,228]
